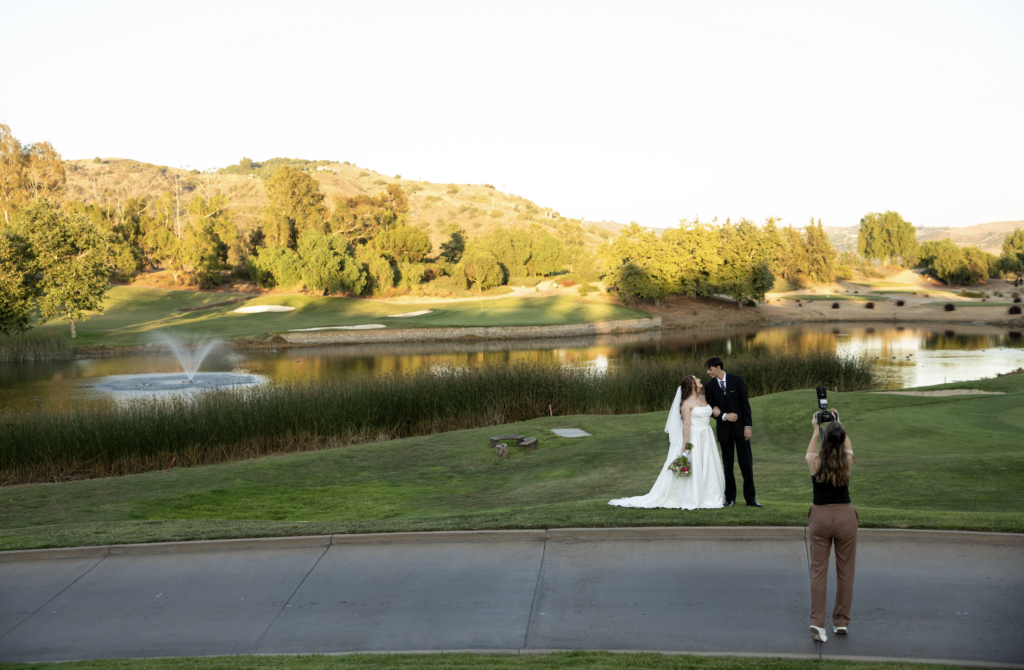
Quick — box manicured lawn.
[785,295,890,302]
[2,375,1022,551]
[37,287,653,347]
[0,651,970,670]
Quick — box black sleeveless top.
[812,477,851,505]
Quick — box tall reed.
[0,330,74,362]
[0,350,875,483]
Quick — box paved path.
[1,527,1022,666]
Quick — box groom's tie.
[719,379,726,391]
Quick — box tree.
[18,198,112,338]
[354,243,394,295]
[998,228,1024,277]
[557,219,588,273]
[660,220,720,298]
[529,234,565,276]
[0,124,67,227]
[0,231,37,334]
[857,211,918,267]
[375,224,431,264]
[802,219,838,284]
[297,231,366,295]
[331,184,408,245]
[263,166,327,248]
[481,228,531,277]
[611,262,660,304]
[461,247,503,291]
[252,246,304,288]
[438,224,466,267]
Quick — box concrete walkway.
[1,527,1022,666]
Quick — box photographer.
[805,409,856,643]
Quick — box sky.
[3,0,1022,229]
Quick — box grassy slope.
[38,287,652,347]
[2,375,1022,551]
[66,159,617,256]
[0,651,965,670]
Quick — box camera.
[815,386,837,424]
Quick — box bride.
[609,375,726,510]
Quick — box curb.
[4,526,1023,562]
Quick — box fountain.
[91,333,263,396]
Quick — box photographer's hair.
[704,356,724,371]
[680,375,703,400]
[815,422,851,487]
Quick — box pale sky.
[3,0,1022,229]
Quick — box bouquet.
[668,443,695,477]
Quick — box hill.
[825,219,1024,254]
[65,158,616,257]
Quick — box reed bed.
[0,351,875,483]
[0,330,75,362]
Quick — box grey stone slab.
[0,547,325,663]
[254,540,544,654]
[0,556,103,640]
[820,537,1024,665]
[550,429,591,438]
[526,537,816,655]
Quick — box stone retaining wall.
[280,317,662,345]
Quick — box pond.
[1,322,1021,414]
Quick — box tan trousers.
[808,503,858,628]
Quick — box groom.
[703,356,762,507]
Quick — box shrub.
[958,290,984,298]
[426,195,441,202]
[394,174,401,179]
[483,184,495,189]
[836,265,853,280]
[446,184,460,195]
[865,302,875,309]
[1010,306,1022,315]
[358,171,369,178]
[896,300,905,306]
[489,210,503,218]
[372,179,387,185]
[578,282,597,296]
[944,303,956,311]
[1015,297,1022,303]
[831,302,840,309]
[0,331,74,362]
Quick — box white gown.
[609,388,726,510]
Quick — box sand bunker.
[233,305,295,314]
[387,310,432,318]
[874,390,1006,397]
[289,325,386,331]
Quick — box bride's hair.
[680,375,703,400]
[815,423,851,487]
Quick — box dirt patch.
[873,390,1006,397]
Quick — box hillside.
[65,158,617,257]
[826,220,1024,255]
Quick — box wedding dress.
[609,387,726,510]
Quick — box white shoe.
[810,625,827,642]
[834,625,847,635]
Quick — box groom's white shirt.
[718,372,751,429]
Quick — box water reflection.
[1,323,1021,413]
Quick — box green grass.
[2,373,1021,551]
[785,295,890,302]
[38,287,653,347]
[0,651,965,670]
[847,281,913,288]
[0,352,874,481]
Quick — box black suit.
[705,372,756,504]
